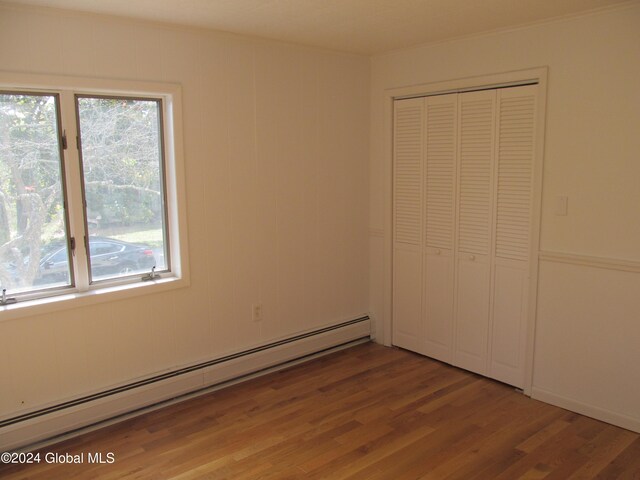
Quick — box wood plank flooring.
[1,342,639,479]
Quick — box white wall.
[0,5,369,421]
[370,4,640,431]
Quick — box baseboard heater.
[0,315,370,451]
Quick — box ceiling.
[5,0,633,54]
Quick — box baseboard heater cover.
[0,316,370,450]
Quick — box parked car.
[37,236,156,283]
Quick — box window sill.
[0,276,189,322]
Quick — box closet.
[392,84,537,388]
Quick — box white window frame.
[0,71,190,321]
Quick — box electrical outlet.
[252,304,263,322]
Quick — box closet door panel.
[490,259,527,387]
[489,85,537,387]
[423,94,457,362]
[393,245,423,352]
[425,94,457,250]
[454,90,495,374]
[392,98,424,352]
[424,248,454,361]
[494,85,536,263]
[393,98,424,247]
[455,254,491,374]
[457,90,496,256]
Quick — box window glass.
[89,242,122,256]
[0,92,71,294]
[76,96,168,282]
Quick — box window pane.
[0,93,71,295]
[76,96,168,282]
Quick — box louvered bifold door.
[393,97,425,352]
[422,94,457,362]
[454,89,496,375]
[489,85,537,388]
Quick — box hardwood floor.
[1,342,639,479]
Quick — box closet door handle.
[435,249,441,255]
[469,254,476,261]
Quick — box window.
[0,75,187,308]
[76,95,170,283]
[0,92,71,296]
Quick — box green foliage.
[0,94,62,237]
[0,93,63,288]
[78,97,164,229]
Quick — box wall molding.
[532,387,640,434]
[539,251,640,274]
[0,316,370,451]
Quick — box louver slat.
[458,92,495,255]
[495,88,536,262]
[425,96,456,249]
[394,99,423,245]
